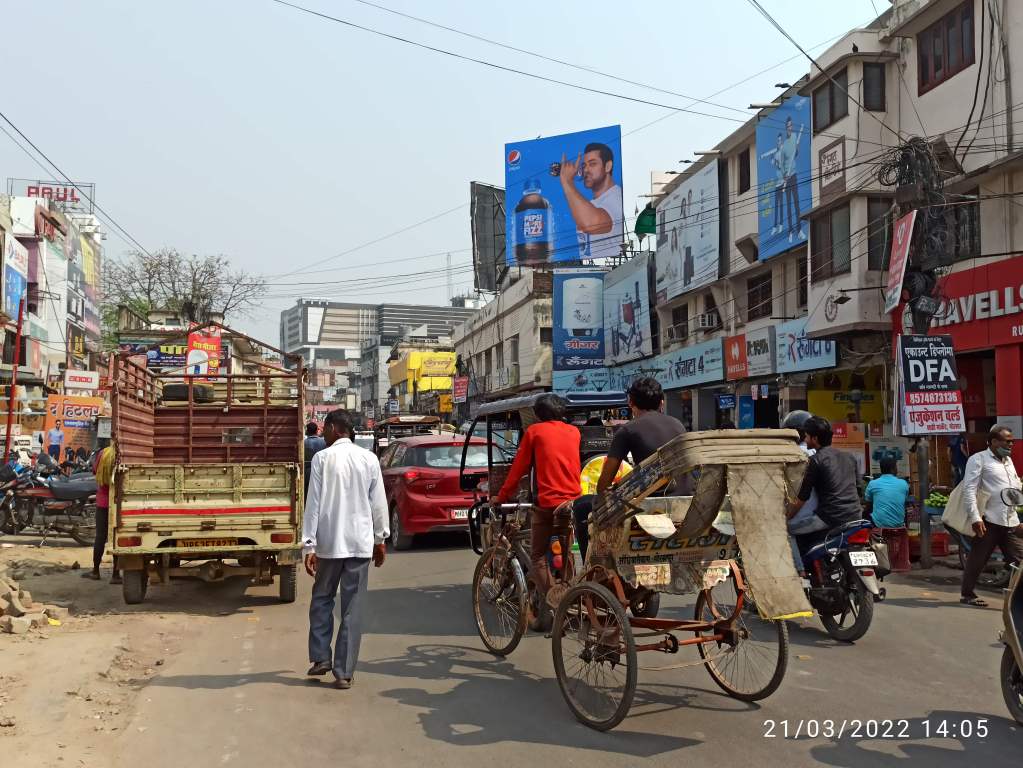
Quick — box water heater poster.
[603,253,652,365]
[553,269,605,371]
[755,95,811,261]
[505,125,624,266]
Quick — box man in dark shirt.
[787,416,862,559]
[574,377,686,560]
[304,422,327,497]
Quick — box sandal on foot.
[81,571,101,580]
[960,596,988,607]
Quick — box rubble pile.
[0,564,70,634]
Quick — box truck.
[109,324,304,605]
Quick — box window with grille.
[810,204,852,281]
[812,68,849,133]
[747,272,773,321]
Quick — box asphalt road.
[108,535,1019,768]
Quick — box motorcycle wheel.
[69,506,97,547]
[820,585,874,642]
[1001,645,1023,726]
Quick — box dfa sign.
[897,334,965,436]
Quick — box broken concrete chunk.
[1,591,27,617]
[1,615,30,634]
[23,613,48,628]
[44,605,70,621]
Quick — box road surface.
[65,535,1013,768]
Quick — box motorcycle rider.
[782,410,826,571]
[787,415,862,559]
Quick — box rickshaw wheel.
[694,575,788,702]
[552,582,637,731]
[472,545,527,656]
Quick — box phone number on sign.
[763,719,989,739]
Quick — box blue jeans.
[308,557,370,680]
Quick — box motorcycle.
[0,461,98,546]
[800,519,881,642]
[1001,561,1023,725]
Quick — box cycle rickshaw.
[460,395,812,731]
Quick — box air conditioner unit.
[696,312,720,330]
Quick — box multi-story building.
[278,299,377,365]
[452,269,553,414]
[387,335,457,416]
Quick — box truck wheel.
[123,569,149,605]
[279,564,297,603]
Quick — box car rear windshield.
[415,444,488,468]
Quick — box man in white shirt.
[558,142,623,261]
[303,410,389,688]
[960,424,1023,607]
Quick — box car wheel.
[390,506,413,551]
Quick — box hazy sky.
[0,0,878,343]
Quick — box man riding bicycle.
[494,394,581,628]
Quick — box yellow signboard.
[439,394,453,413]
[418,352,457,376]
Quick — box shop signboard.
[452,376,469,404]
[505,125,624,266]
[439,394,453,414]
[67,323,86,361]
[931,254,1023,350]
[187,326,222,377]
[755,95,811,261]
[884,210,917,314]
[118,341,188,371]
[654,159,719,302]
[807,368,886,424]
[716,394,736,410]
[831,422,867,476]
[869,431,912,477]
[552,338,723,394]
[897,334,965,435]
[419,352,457,377]
[44,395,102,460]
[775,318,837,373]
[738,396,755,428]
[603,253,652,364]
[2,232,28,320]
[553,268,605,371]
[725,327,775,381]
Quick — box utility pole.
[4,298,26,459]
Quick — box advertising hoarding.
[452,376,469,404]
[67,323,86,361]
[470,182,506,291]
[603,253,652,365]
[654,159,719,302]
[118,341,188,370]
[724,326,775,381]
[884,210,917,314]
[897,334,965,435]
[187,327,223,377]
[756,95,811,261]
[505,125,624,266]
[3,232,28,320]
[418,352,457,377]
[553,269,605,372]
[44,395,103,459]
[775,318,837,373]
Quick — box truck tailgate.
[113,463,301,553]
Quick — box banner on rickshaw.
[896,334,965,436]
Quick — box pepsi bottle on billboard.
[514,180,553,265]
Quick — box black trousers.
[961,520,1023,597]
[93,506,109,571]
[573,495,596,562]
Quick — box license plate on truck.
[849,550,878,567]
[178,538,239,549]
[451,509,469,520]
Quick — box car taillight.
[117,536,142,547]
[847,528,872,545]
[404,469,443,484]
[270,533,293,543]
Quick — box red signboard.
[884,210,917,314]
[186,326,222,378]
[724,334,747,381]
[931,254,1023,351]
[452,376,469,404]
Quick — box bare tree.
[102,249,267,326]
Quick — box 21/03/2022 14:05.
[762,719,989,739]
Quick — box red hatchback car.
[380,435,489,550]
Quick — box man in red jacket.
[495,394,581,617]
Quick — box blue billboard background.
[756,95,811,261]
[3,266,26,320]
[552,269,605,372]
[505,125,624,266]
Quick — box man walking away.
[949,432,970,486]
[303,410,388,689]
[960,424,1023,607]
[303,422,326,497]
[787,416,862,559]
[864,457,909,528]
[575,377,686,561]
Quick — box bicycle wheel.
[694,575,788,702]
[552,582,637,731]
[472,545,527,656]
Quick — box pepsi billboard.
[756,95,812,261]
[505,125,624,266]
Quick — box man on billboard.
[47,420,65,460]
[781,116,806,244]
[558,143,623,261]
